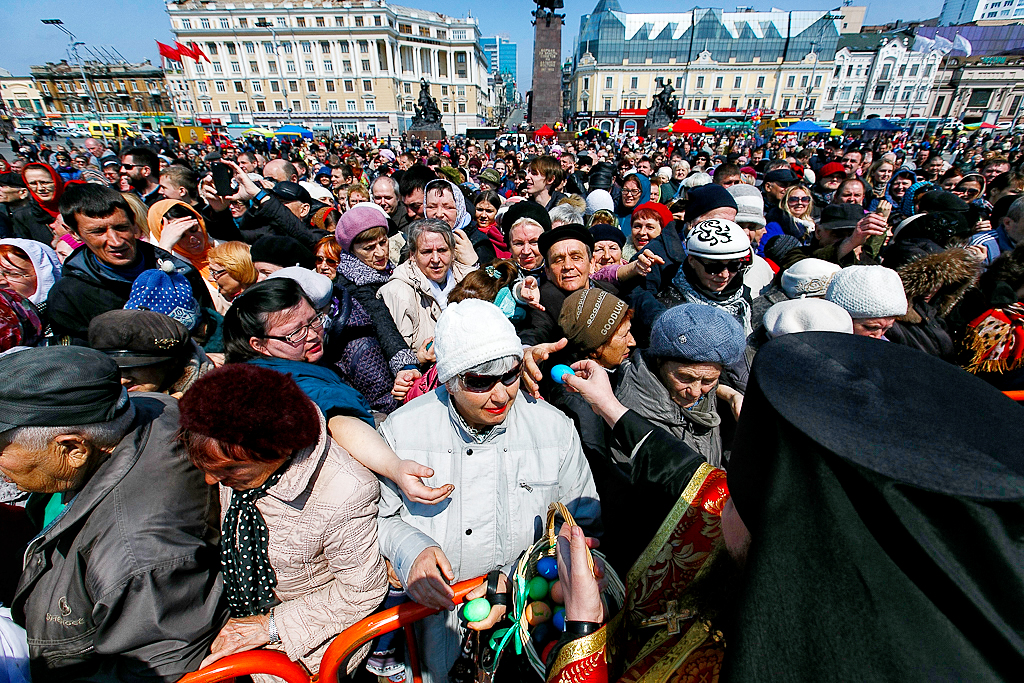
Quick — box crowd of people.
[0,124,1022,683]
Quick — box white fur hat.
[267,267,334,310]
[780,258,843,298]
[585,189,615,216]
[764,298,853,339]
[434,299,524,384]
[825,265,909,319]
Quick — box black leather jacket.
[12,395,227,683]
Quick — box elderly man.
[46,184,209,342]
[518,224,618,348]
[377,299,599,683]
[262,159,299,184]
[83,137,118,169]
[1,346,225,682]
[371,174,409,262]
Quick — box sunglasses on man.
[460,362,522,393]
[694,256,751,275]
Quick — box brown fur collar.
[896,247,983,323]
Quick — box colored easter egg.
[549,580,564,604]
[552,607,566,631]
[462,597,491,623]
[549,364,575,384]
[536,556,559,579]
[527,576,550,600]
[526,601,552,625]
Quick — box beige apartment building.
[165,0,491,135]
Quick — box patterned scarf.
[221,467,286,617]
[672,263,753,335]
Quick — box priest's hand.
[565,359,628,428]
[556,524,604,623]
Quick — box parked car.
[14,126,34,136]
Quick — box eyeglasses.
[263,312,328,345]
[316,255,339,267]
[694,256,751,275]
[207,267,228,282]
[622,188,642,197]
[787,196,811,204]
[120,163,136,170]
[460,362,522,393]
[957,187,981,198]
[0,268,32,281]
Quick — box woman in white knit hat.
[376,298,600,683]
[825,265,908,339]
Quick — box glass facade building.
[575,0,841,67]
[480,36,517,103]
[917,25,1024,56]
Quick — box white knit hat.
[728,184,766,228]
[267,267,334,310]
[825,265,909,319]
[434,299,524,384]
[780,258,842,298]
[763,298,853,339]
[585,189,615,216]
[685,218,752,260]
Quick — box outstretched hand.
[521,338,568,398]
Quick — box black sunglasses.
[461,362,522,393]
[694,256,751,275]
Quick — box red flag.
[175,41,197,60]
[189,42,211,63]
[156,41,181,62]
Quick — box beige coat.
[377,259,475,351]
[218,409,387,678]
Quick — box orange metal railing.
[1004,390,1024,401]
[178,649,308,683]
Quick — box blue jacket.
[247,356,374,426]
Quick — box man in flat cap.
[0,346,226,682]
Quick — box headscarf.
[899,180,934,218]
[885,169,917,207]
[0,238,62,306]
[221,468,286,617]
[958,173,993,212]
[0,289,43,352]
[424,178,471,230]
[147,199,213,282]
[616,173,651,232]
[21,163,65,219]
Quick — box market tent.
[274,124,314,138]
[779,121,831,133]
[241,127,275,137]
[707,120,754,129]
[534,124,556,141]
[858,118,903,131]
[659,119,714,134]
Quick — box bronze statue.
[410,79,443,130]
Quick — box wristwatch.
[268,610,281,645]
[254,189,271,205]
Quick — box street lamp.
[255,20,291,124]
[42,19,101,124]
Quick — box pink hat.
[335,202,389,252]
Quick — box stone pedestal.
[407,129,444,142]
[530,12,563,127]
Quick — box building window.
[365,100,375,111]
[215,81,226,92]
[202,100,213,112]
[800,75,808,88]
[244,42,255,54]
[252,81,262,93]
[603,98,612,111]
[289,80,299,92]
[814,75,822,88]
[346,100,357,111]
[630,76,638,89]
[287,61,296,73]
[898,64,906,77]
[359,41,369,53]
[361,60,371,71]
[846,65,853,76]
[696,76,704,89]
[249,61,259,73]
[730,99,738,108]
[220,18,229,28]
[344,80,354,92]
[326,80,335,91]
[327,100,339,111]
[219,100,230,111]
[296,17,306,27]
[335,16,344,26]
[881,64,891,79]
[783,97,791,109]
[282,42,292,54]
[403,82,412,94]
[196,62,205,74]
[712,98,719,109]
[234,81,244,92]
[786,75,795,88]
[274,100,284,111]
[604,76,613,88]
[197,81,209,93]
[355,16,365,27]
[437,29,446,39]
[925,64,933,76]
[226,43,237,56]
[268,61,278,74]
[316,16,325,27]
[302,42,312,54]
[270,81,280,92]
[910,64,920,76]
[420,26,431,37]
[264,42,275,55]
[715,77,723,89]
[442,102,449,112]
[375,15,382,26]
[583,77,590,91]
[201,18,210,29]
[181,18,192,29]
[441,85,448,95]
[734,76,742,89]
[256,100,266,111]
[839,86,851,101]
[309,100,320,111]
[305,60,315,71]
[362,79,372,92]
[827,87,837,101]
[231,62,241,73]
[239,101,249,112]
[873,85,885,100]
[324,60,333,71]
[458,102,466,113]
[307,80,317,92]
[277,17,286,27]
[239,17,248,28]
[756,76,765,88]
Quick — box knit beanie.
[648,303,745,366]
[685,218,751,260]
[434,299,524,384]
[631,201,673,228]
[558,289,629,352]
[589,223,626,248]
[684,184,738,225]
[250,235,316,270]
[763,298,853,339]
[124,261,200,331]
[728,184,766,228]
[763,234,801,264]
[179,364,320,455]
[585,189,615,216]
[825,265,908,319]
[335,202,389,252]
[267,267,334,309]
[780,258,842,298]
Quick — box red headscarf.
[21,163,65,219]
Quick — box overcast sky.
[1,0,945,90]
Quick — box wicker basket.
[510,502,624,677]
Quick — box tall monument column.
[529,1,564,127]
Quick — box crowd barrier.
[178,576,485,683]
